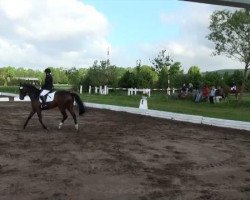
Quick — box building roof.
[182,0,250,8]
[15,77,40,81]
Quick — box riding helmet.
[44,68,51,74]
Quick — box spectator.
[195,87,203,102]
[209,86,216,103]
[202,85,210,101]
[181,83,187,94]
[188,83,193,92]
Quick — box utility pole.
[106,47,110,68]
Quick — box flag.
[107,47,109,56]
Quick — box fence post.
[80,85,83,94]
[167,87,171,95]
[89,86,91,94]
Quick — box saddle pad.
[39,91,56,103]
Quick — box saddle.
[39,91,56,103]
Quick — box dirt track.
[0,102,250,200]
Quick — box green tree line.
[0,56,249,91]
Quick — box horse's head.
[19,83,28,100]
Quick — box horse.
[224,86,240,100]
[19,83,85,130]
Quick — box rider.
[230,81,237,91]
[181,83,187,94]
[40,68,53,108]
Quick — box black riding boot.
[40,96,48,109]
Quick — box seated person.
[202,85,210,101]
[215,86,224,102]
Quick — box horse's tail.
[71,93,85,115]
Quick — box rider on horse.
[40,68,53,109]
[230,81,237,92]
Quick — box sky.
[0,0,242,72]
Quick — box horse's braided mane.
[22,83,40,93]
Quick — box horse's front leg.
[23,110,36,129]
[37,109,47,129]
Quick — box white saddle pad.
[39,91,56,103]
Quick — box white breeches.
[40,90,50,96]
[231,86,236,91]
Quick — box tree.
[119,71,137,88]
[151,50,172,73]
[66,67,87,87]
[135,65,157,88]
[203,72,223,87]
[187,66,202,89]
[50,67,69,84]
[231,70,244,86]
[207,9,250,100]
[151,50,173,89]
[1,66,15,86]
[82,60,120,89]
[168,62,184,88]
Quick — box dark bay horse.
[19,83,85,130]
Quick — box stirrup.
[41,103,48,109]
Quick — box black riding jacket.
[42,73,53,91]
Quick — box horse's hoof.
[75,124,79,131]
[58,122,63,130]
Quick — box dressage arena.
[0,102,250,200]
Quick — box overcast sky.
[0,0,242,72]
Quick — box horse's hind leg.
[58,108,68,129]
[68,105,78,131]
[23,110,36,129]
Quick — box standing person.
[202,85,210,101]
[181,83,187,94]
[188,82,193,92]
[209,86,216,103]
[40,68,53,108]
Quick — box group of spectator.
[180,83,194,95]
[179,82,238,103]
[195,85,226,103]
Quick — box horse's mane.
[22,83,41,95]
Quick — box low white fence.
[88,86,179,97]
[128,88,151,97]
[88,86,109,95]
[85,103,250,132]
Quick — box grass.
[0,86,19,94]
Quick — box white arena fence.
[88,85,178,96]
[0,92,249,132]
